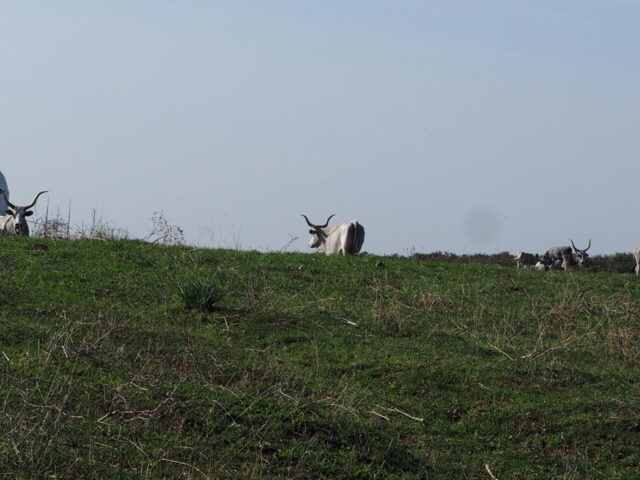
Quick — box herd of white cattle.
[301,213,640,275]
[2,171,640,274]
[517,243,640,275]
[514,240,591,271]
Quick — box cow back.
[0,171,8,214]
[544,245,572,263]
[319,220,365,255]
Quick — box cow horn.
[25,191,48,209]
[319,214,335,228]
[301,214,316,228]
[0,190,16,209]
[571,238,591,253]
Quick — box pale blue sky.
[2,1,639,254]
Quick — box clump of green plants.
[177,271,226,312]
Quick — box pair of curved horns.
[570,238,591,253]
[301,214,335,229]
[0,190,48,210]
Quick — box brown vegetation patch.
[418,293,452,312]
[605,326,640,361]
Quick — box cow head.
[301,214,335,249]
[0,190,47,236]
[570,239,591,267]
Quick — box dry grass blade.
[485,464,499,480]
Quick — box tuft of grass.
[177,271,226,312]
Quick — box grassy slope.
[0,237,639,479]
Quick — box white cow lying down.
[514,251,540,269]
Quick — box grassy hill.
[1,237,639,479]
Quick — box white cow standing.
[634,246,640,275]
[302,214,365,255]
[0,171,9,214]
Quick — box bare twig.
[143,210,184,245]
[97,411,116,424]
[485,464,499,480]
[126,438,150,460]
[324,402,360,416]
[279,389,299,405]
[377,405,424,423]
[67,199,71,238]
[338,317,358,326]
[279,234,299,252]
[369,410,391,422]
[488,344,516,361]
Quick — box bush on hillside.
[587,253,635,274]
[409,251,514,267]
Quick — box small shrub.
[77,210,129,240]
[32,211,71,238]
[34,209,129,240]
[177,272,226,312]
[144,210,184,246]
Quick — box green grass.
[177,271,227,312]
[0,237,639,479]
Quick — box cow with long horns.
[542,239,591,270]
[564,239,591,269]
[0,190,47,236]
[301,214,365,255]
